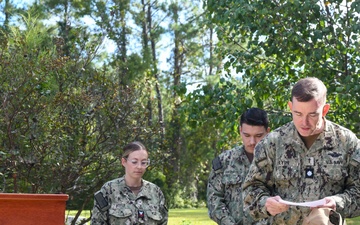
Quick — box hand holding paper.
[278,198,326,207]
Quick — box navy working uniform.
[91,176,168,225]
[207,145,269,225]
[243,120,360,224]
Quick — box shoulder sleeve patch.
[94,191,110,211]
[212,156,223,171]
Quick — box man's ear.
[322,103,330,117]
[288,101,292,111]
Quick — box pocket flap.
[109,204,132,218]
[222,169,242,185]
[146,210,162,221]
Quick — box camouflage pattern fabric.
[91,177,168,225]
[207,145,270,225]
[243,120,360,225]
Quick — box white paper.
[278,199,326,207]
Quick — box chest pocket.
[274,165,300,186]
[322,151,348,182]
[109,203,163,225]
[146,209,162,221]
[222,168,244,187]
[323,164,347,183]
[108,203,133,223]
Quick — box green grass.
[66,208,216,225]
[346,216,360,225]
[168,208,216,225]
[67,208,360,225]
[167,208,360,225]
[66,210,91,218]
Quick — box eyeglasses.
[124,158,151,168]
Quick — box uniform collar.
[291,119,335,152]
[119,177,152,200]
[319,118,335,151]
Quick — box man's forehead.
[241,124,267,133]
[292,98,323,111]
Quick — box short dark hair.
[240,108,269,130]
[291,77,327,104]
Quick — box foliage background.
[0,0,359,223]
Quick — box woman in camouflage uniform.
[91,141,168,225]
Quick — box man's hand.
[265,196,289,216]
[318,197,336,210]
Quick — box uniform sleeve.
[90,188,109,225]
[242,140,274,220]
[158,188,168,225]
[206,158,236,225]
[332,136,360,218]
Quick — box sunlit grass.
[66,210,91,218]
[346,216,360,225]
[167,208,360,225]
[168,208,216,225]
[66,208,360,225]
[66,208,216,225]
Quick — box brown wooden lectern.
[0,193,69,225]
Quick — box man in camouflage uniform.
[207,108,271,225]
[243,77,360,224]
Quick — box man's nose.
[250,137,256,144]
[302,116,310,126]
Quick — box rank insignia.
[138,210,145,219]
[305,167,314,178]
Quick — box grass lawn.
[168,208,216,225]
[67,208,360,225]
[167,208,360,225]
[66,208,216,225]
[346,216,360,225]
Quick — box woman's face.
[122,149,149,179]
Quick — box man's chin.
[299,130,321,137]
